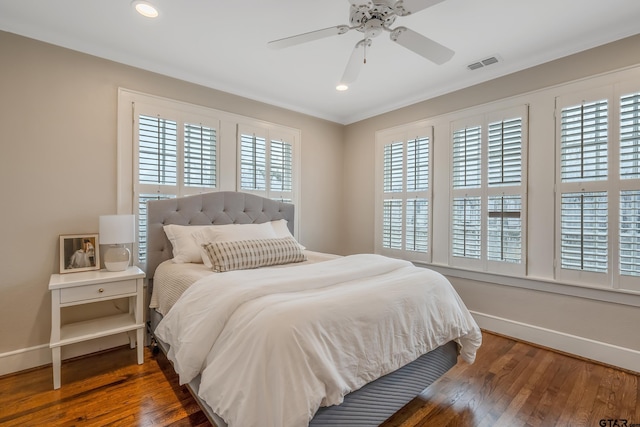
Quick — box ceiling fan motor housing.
[364,19,384,38]
[350,3,397,37]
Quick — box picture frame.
[59,234,100,274]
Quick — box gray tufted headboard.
[145,191,295,279]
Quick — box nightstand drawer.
[60,279,137,304]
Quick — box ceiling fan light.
[132,1,159,18]
[336,84,349,91]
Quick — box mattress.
[149,250,341,316]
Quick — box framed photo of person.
[59,234,100,274]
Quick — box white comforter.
[154,254,482,427]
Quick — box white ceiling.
[1,0,639,124]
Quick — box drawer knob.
[98,288,104,293]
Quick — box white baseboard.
[472,311,640,373]
[0,334,131,377]
[4,314,638,377]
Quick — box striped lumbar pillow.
[202,237,307,272]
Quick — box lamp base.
[104,245,131,272]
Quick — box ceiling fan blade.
[389,26,454,64]
[339,39,372,85]
[268,25,350,49]
[394,0,446,16]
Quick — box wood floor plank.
[474,342,540,426]
[0,332,637,427]
[587,367,639,426]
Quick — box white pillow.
[163,224,213,264]
[193,222,278,268]
[270,219,305,250]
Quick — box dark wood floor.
[0,332,638,426]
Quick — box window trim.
[117,89,301,266]
[371,66,640,300]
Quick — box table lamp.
[99,214,135,271]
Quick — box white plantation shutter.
[240,133,267,191]
[137,193,175,262]
[556,87,640,290]
[384,142,404,192]
[184,123,216,187]
[382,141,405,251]
[452,197,482,259]
[451,123,483,266]
[376,124,432,262]
[619,92,640,180]
[486,117,524,267]
[488,118,522,186]
[452,126,481,188]
[560,192,608,273]
[619,91,640,284]
[407,138,429,191]
[383,199,403,250]
[560,100,608,182]
[405,138,430,253]
[487,195,522,263]
[405,198,429,252]
[133,105,219,264]
[556,94,610,285]
[138,115,178,186]
[270,139,292,193]
[238,124,298,203]
[450,106,527,274]
[620,190,640,277]
[136,114,179,263]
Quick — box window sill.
[416,261,640,308]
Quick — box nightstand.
[48,266,145,389]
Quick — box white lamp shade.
[99,214,136,245]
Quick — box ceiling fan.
[268,0,454,88]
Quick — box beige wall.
[0,31,345,360]
[2,28,640,373]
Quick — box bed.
[145,191,481,427]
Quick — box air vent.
[467,56,499,71]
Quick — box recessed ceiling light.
[336,84,349,91]
[132,1,159,18]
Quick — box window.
[452,124,482,263]
[117,90,301,265]
[376,123,432,262]
[238,123,297,203]
[619,91,640,285]
[450,106,528,275]
[133,105,220,262]
[555,86,640,291]
[451,196,481,260]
